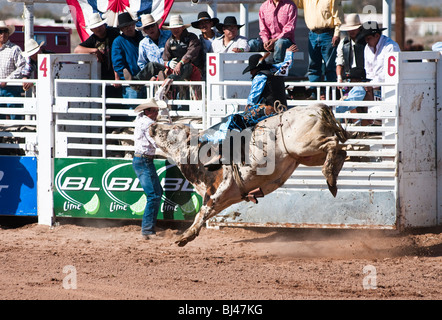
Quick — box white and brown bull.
[150,103,348,246]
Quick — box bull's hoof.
[175,232,197,247]
[327,181,337,197]
[175,238,189,247]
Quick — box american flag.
[66,0,174,42]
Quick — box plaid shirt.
[0,41,26,79]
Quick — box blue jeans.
[248,38,294,64]
[132,156,163,235]
[308,30,337,85]
[0,86,24,120]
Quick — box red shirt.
[258,0,298,43]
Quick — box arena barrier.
[0,51,441,230]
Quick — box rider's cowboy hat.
[117,12,137,28]
[137,14,161,30]
[191,12,219,29]
[340,13,362,32]
[134,98,168,113]
[162,15,190,29]
[242,54,268,74]
[216,16,244,33]
[86,13,107,30]
[23,39,45,57]
[0,21,15,35]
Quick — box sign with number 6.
[385,53,399,83]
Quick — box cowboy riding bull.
[150,103,348,246]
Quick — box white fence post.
[36,54,55,226]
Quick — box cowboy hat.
[359,21,387,38]
[242,54,268,74]
[0,21,15,35]
[162,15,190,29]
[216,16,244,33]
[191,12,219,29]
[86,13,107,30]
[134,98,168,113]
[340,13,362,32]
[22,39,44,57]
[137,14,161,30]
[117,12,137,28]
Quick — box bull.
[150,103,348,246]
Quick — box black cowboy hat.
[242,54,268,74]
[359,21,387,38]
[118,12,137,28]
[191,11,219,29]
[216,16,244,33]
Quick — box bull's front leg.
[176,204,216,247]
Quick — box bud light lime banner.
[0,156,37,216]
[54,158,202,220]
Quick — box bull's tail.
[320,105,349,143]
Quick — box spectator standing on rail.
[132,98,167,240]
[212,16,250,53]
[191,11,221,80]
[293,0,344,99]
[0,21,26,120]
[111,12,146,99]
[248,0,297,65]
[336,13,366,84]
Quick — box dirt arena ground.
[0,217,441,301]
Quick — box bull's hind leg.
[319,137,347,197]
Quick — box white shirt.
[211,35,250,53]
[364,35,400,83]
[133,113,157,156]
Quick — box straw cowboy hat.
[117,12,137,28]
[134,98,168,113]
[340,13,362,32]
[191,11,219,29]
[137,14,161,30]
[0,21,15,35]
[162,15,190,29]
[216,16,244,33]
[86,12,107,30]
[23,39,45,57]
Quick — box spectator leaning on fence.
[74,13,121,83]
[21,39,44,92]
[111,12,146,100]
[0,20,26,120]
[249,0,297,65]
[212,16,250,53]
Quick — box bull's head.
[149,123,198,165]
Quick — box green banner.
[54,158,202,220]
